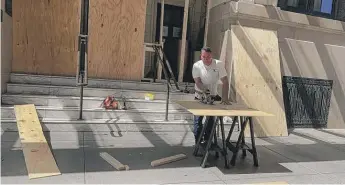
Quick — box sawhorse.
[193,116,229,168]
[226,116,259,167]
[175,100,274,168]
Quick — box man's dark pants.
[193,95,222,144]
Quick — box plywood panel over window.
[88,0,147,80]
[12,0,80,76]
[231,24,288,137]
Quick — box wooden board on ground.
[175,100,274,117]
[14,104,61,179]
[230,24,288,137]
[151,154,187,167]
[88,0,147,80]
[12,0,80,76]
[100,152,129,171]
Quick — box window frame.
[5,0,12,17]
[280,0,337,19]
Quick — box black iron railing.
[282,76,333,128]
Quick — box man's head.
[200,47,213,66]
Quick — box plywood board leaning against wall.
[88,0,147,81]
[218,30,233,99]
[230,24,288,137]
[12,0,80,76]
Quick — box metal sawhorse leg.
[225,116,259,167]
[193,116,229,168]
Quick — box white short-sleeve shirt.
[192,59,227,97]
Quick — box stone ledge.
[254,0,277,6]
[210,1,345,35]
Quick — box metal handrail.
[76,0,89,120]
[145,44,183,121]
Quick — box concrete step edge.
[7,83,195,95]
[1,105,191,113]
[0,119,194,124]
[1,118,234,125]
[1,94,184,104]
[10,73,195,87]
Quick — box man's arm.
[194,77,207,92]
[192,63,207,93]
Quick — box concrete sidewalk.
[1,129,345,184]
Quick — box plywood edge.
[188,109,275,117]
[174,100,275,117]
[29,172,61,179]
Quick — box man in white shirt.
[192,47,230,144]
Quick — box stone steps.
[1,94,185,110]
[6,83,194,100]
[9,73,195,92]
[1,105,193,121]
[0,119,198,132]
[1,73,205,133]
[1,118,233,133]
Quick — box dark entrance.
[155,3,184,80]
[282,76,333,129]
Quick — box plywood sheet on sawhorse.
[175,100,274,117]
[14,104,61,179]
[230,24,288,137]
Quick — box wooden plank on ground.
[14,104,61,179]
[231,24,288,137]
[151,154,187,167]
[100,152,129,171]
[175,100,274,117]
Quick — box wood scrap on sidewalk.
[100,152,130,171]
[151,154,187,167]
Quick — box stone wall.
[208,1,345,129]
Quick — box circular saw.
[198,90,215,105]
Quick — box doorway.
[155,3,184,80]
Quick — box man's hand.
[194,77,207,92]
